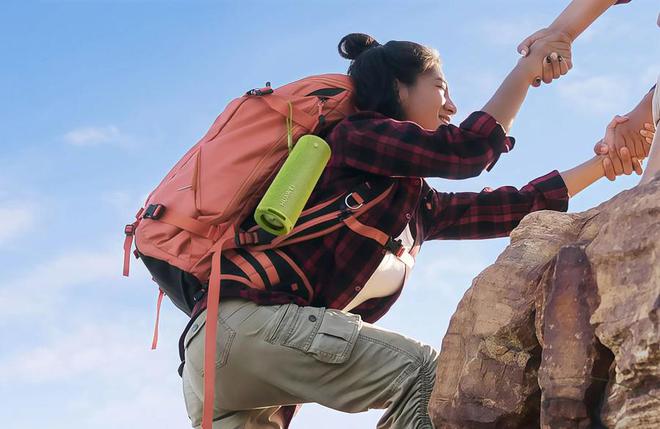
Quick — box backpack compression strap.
[236,179,414,268]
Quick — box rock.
[429,175,660,429]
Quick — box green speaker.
[254,134,332,235]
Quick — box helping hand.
[517,28,573,87]
[594,116,656,180]
[593,115,655,180]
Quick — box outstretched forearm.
[626,89,654,131]
[559,156,606,197]
[548,0,619,40]
[481,64,531,134]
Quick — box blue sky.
[0,1,657,428]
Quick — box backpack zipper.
[317,97,328,126]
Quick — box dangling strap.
[151,288,165,350]
[122,207,145,277]
[258,93,317,131]
[201,233,240,429]
[286,101,294,153]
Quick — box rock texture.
[429,174,660,429]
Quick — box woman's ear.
[396,79,409,108]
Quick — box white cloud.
[558,74,631,113]
[477,17,542,48]
[0,314,191,429]
[63,125,121,147]
[61,125,141,149]
[0,320,149,384]
[0,244,150,321]
[0,202,36,246]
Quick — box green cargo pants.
[181,297,438,428]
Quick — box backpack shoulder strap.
[238,177,410,263]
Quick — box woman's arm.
[482,32,572,133]
[328,110,515,179]
[420,170,569,241]
[559,156,608,197]
[596,90,655,180]
[480,65,533,134]
[541,115,647,198]
[547,0,619,40]
[518,0,626,55]
[420,152,610,242]
[420,123,646,242]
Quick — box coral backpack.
[121,73,408,429]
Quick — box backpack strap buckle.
[124,224,136,236]
[246,82,274,96]
[143,203,165,220]
[384,236,405,257]
[344,192,364,210]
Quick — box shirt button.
[308,315,317,322]
[405,213,412,219]
[354,286,362,291]
[191,323,198,332]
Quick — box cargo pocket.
[309,309,362,364]
[275,306,361,364]
[184,310,236,372]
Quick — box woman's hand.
[594,115,655,181]
[593,91,656,179]
[516,30,573,86]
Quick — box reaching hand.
[517,29,573,87]
[594,116,656,180]
[593,114,655,181]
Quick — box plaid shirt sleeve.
[421,169,569,241]
[327,111,515,179]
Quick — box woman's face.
[397,63,457,130]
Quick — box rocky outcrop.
[429,174,660,429]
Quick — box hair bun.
[338,33,381,60]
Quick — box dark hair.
[338,33,441,120]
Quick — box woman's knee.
[358,322,439,369]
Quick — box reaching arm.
[559,156,608,197]
[420,170,569,241]
[547,0,621,40]
[327,110,514,179]
[483,32,573,133]
[421,116,649,241]
[518,0,628,55]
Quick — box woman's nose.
[444,96,457,116]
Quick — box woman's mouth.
[438,114,451,125]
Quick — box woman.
[180,32,652,429]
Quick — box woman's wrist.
[481,64,532,133]
[513,60,536,86]
[559,155,605,198]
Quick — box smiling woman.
[336,33,454,130]
[176,29,593,429]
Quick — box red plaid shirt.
[193,110,569,324]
